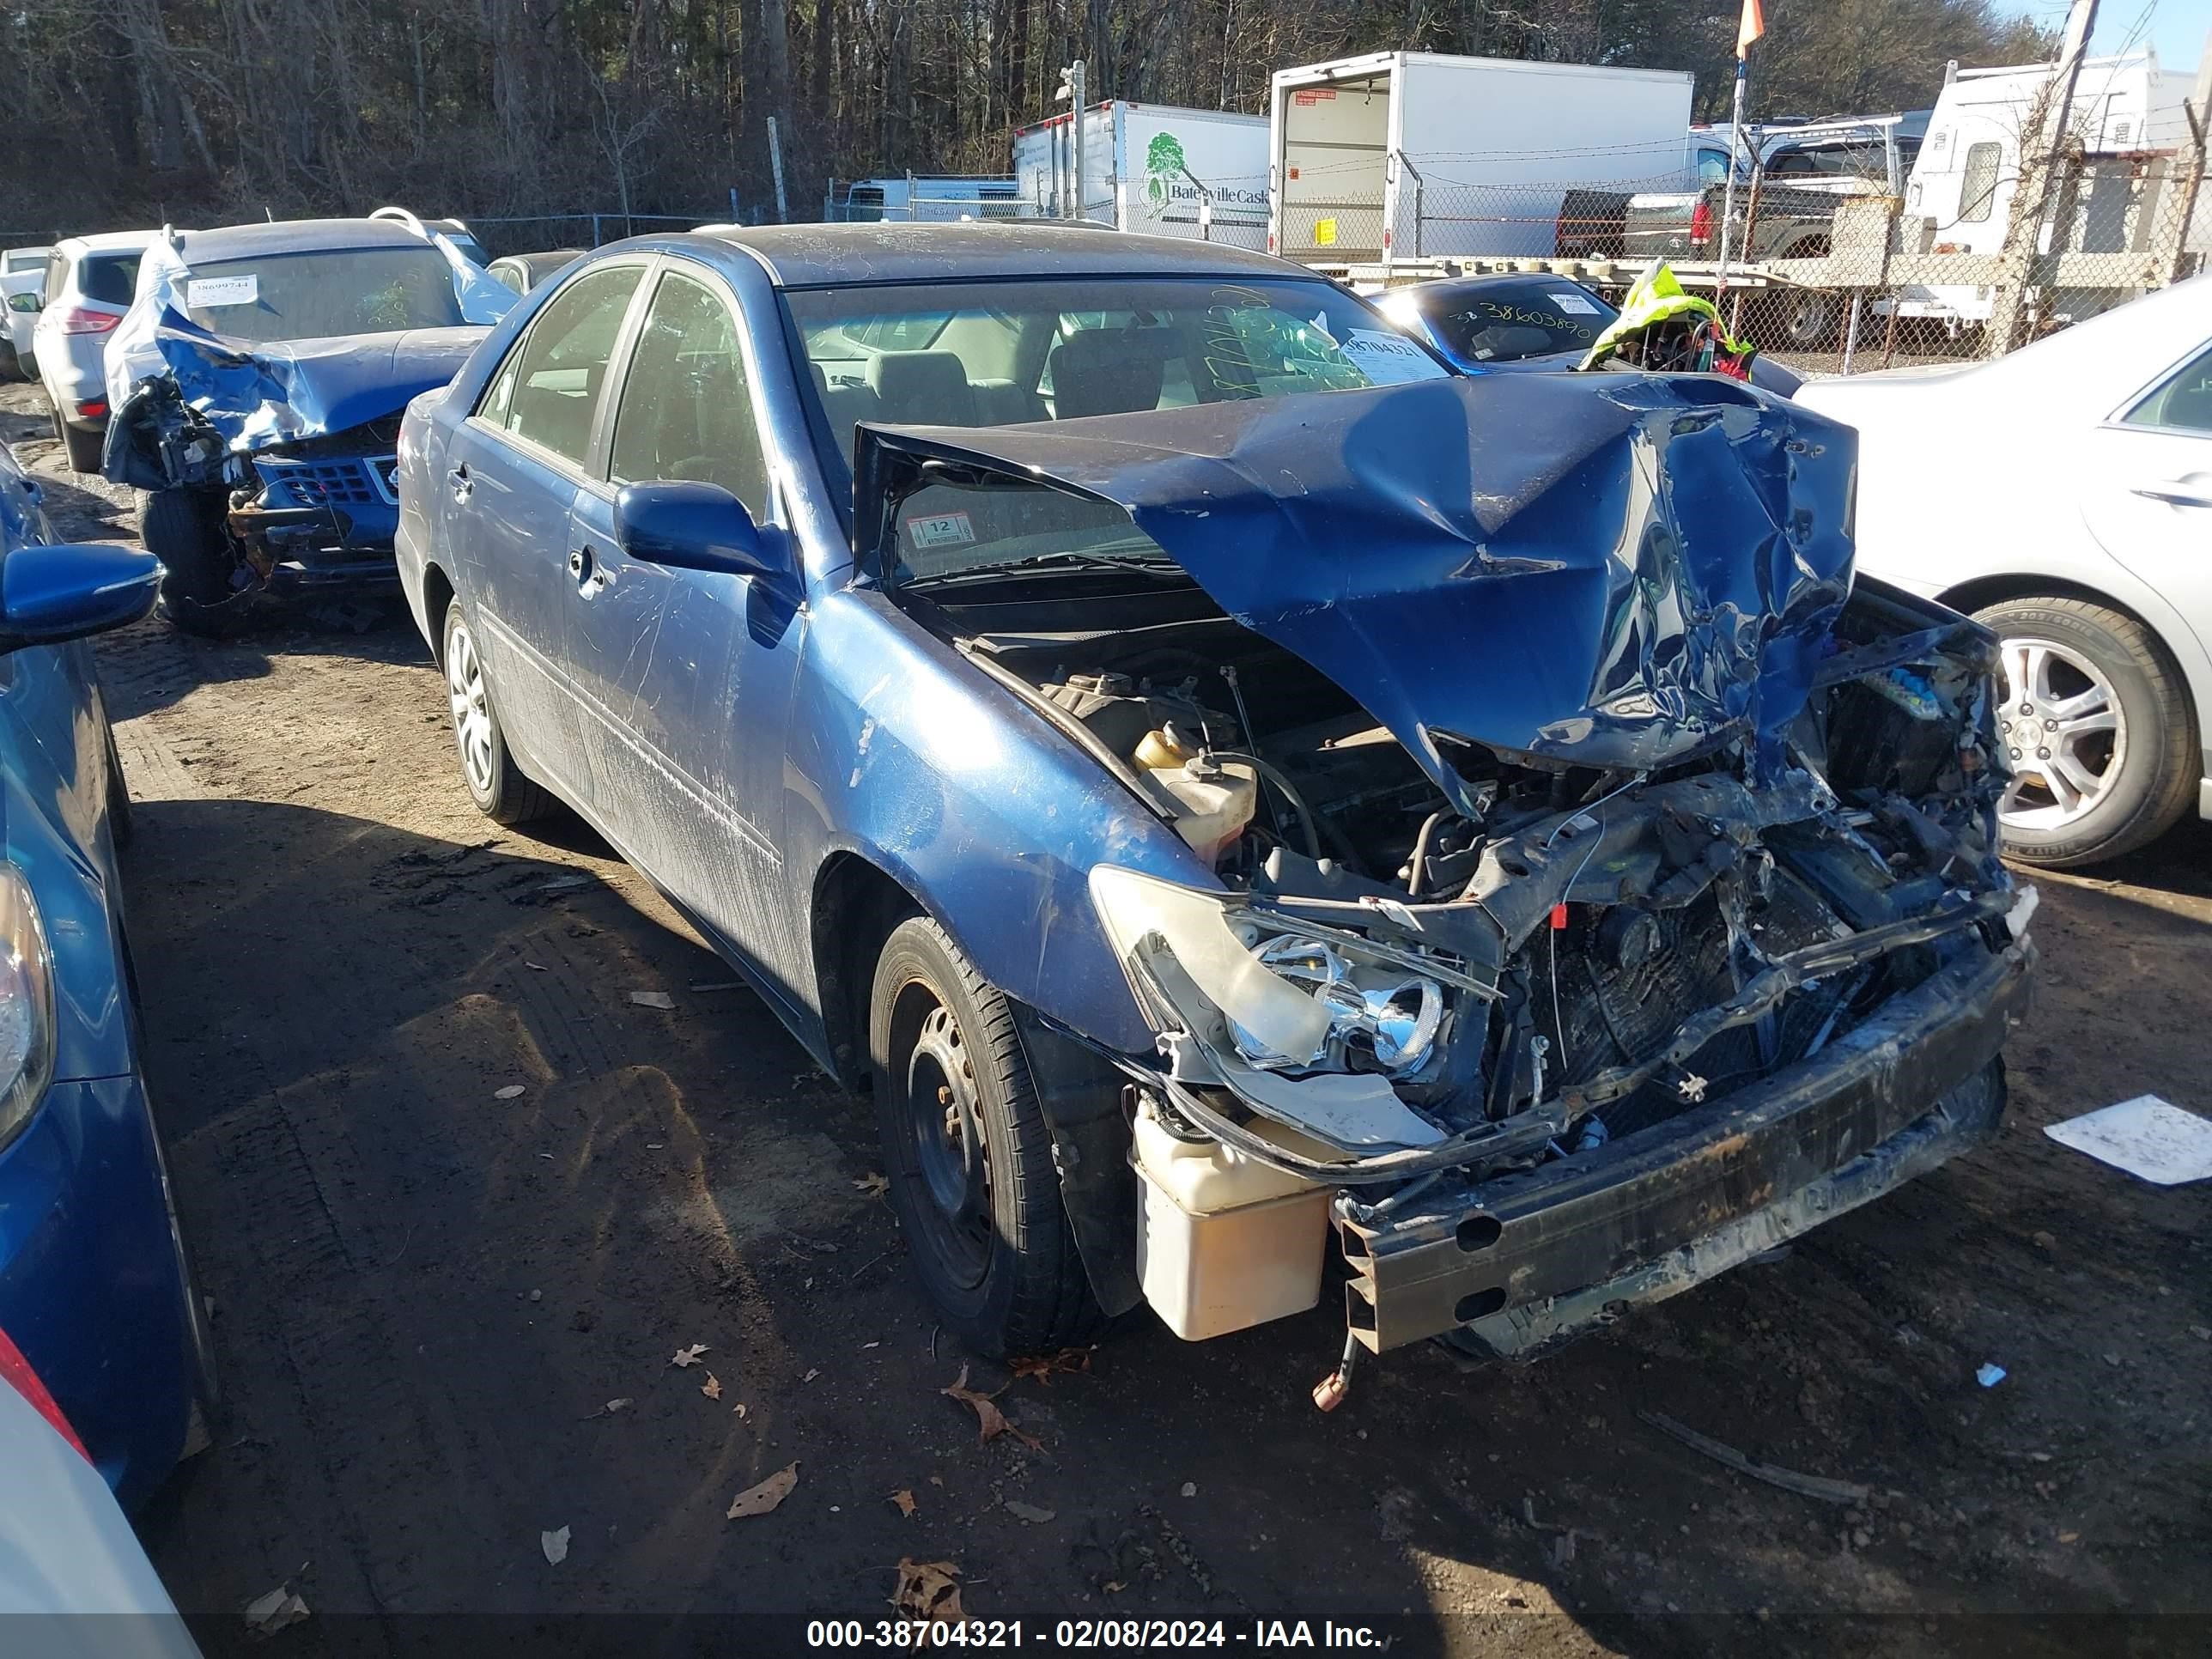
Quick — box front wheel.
[1976,596,2197,867]
[441,601,556,823]
[869,915,1101,1356]
[142,489,245,636]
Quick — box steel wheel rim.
[896,983,993,1289]
[1996,635,2125,832]
[446,621,496,796]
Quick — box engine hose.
[1203,750,1323,863]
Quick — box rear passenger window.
[1959,143,2001,223]
[607,271,769,515]
[2124,343,2212,434]
[490,265,641,465]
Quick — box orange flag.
[1737,0,1766,57]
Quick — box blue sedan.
[398,226,2026,1375]
[0,440,211,1507]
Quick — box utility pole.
[1986,0,2097,356]
[1056,59,1087,221]
[2166,27,2212,285]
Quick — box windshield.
[1419,280,1616,364]
[783,274,1451,495]
[178,246,464,343]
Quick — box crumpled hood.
[114,325,488,451]
[856,373,1857,814]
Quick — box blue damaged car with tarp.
[398,226,2034,1395]
[102,213,514,634]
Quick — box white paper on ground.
[2044,1095,2212,1185]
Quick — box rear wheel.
[441,600,556,823]
[1974,596,2197,867]
[869,915,1101,1356]
[142,489,245,637]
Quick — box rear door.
[567,263,799,959]
[442,260,648,799]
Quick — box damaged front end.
[108,378,410,596]
[860,372,2033,1381]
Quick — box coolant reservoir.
[1134,729,1256,866]
[1133,1100,1336,1341]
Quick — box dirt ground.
[4,379,2206,1658]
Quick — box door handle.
[447,463,472,503]
[568,545,600,589]
[2131,480,2212,509]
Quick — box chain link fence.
[1304,137,2208,377]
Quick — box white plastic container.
[1133,1101,1335,1340]
[1149,758,1259,866]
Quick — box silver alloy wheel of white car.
[1995,635,2125,832]
[446,617,496,797]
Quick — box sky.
[2071,0,2210,69]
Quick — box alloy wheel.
[1996,635,2125,831]
[446,619,496,796]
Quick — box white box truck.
[1013,101,1271,247]
[1268,52,1698,266]
[1890,51,2203,330]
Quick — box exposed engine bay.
[860,371,2033,1386]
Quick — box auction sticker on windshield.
[1549,290,1601,314]
[1339,328,1439,385]
[906,511,975,549]
[187,274,258,307]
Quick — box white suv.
[30,231,159,473]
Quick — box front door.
[566,264,802,969]
[445,262,647,801]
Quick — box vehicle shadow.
[120,798,2206,1650]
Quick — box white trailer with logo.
[1013,101,1272,248]
[1268,52,1698,267]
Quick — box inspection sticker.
[187,274,259,307]
[904,511,975,549]
[1549,291,1601,314]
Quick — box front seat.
[865,350,977,427]
[1049,328,1167,419]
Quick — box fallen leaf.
[803,1367,820,1382]
[243,1586,310,1634]
[853,1171,890,1199]
[941,1364,1042,1450]
[526,961,549,971]
[892,1558,965,1623]
[629,990,677,1010]
[580,1397,633,1420]
[541,1525,570,1565]
[890,1488,917,1517]
[671,1344,709,1368]
[2059,1530,2081,1544]
[726,1461,799,1520]
[701,1373,723,1401]
[1005,1499,1055,1524]
[494,1085,526,1100]
[1009,1348,1094,1387]
[732,1401,749,1419]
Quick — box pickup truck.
[1556,179,1846,345]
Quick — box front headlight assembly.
[1088,865,1483,1152]
[0,863,56,1154]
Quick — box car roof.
[501,249,586,270]
[58,230,161,256]
[690,222,1305,288]
[1394,271,1610,312]
[172,217,444,262]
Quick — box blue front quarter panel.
[790,586,1208,1060]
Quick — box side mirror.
[614,481,785,582]
[1,543,160,650]
[6,293,38,314]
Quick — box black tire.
[142,488,244,637]
[61,422,103,474]
[869,915,1102,1356]
[1975,596,2197,868]
[441,599,556,823]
